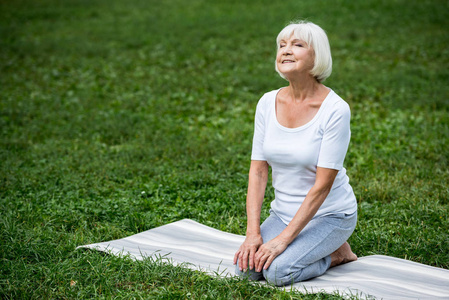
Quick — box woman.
[233,21,358,286]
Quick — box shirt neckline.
[272,87,333,132]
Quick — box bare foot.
[330,242,357,268]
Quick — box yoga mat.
[77,219,449,299]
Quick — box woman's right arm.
[233,160,269,271]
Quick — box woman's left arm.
[254,167,338,272]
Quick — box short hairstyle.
[275,21,332,83]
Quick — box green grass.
[1,0,448,298]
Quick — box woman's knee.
[263,264,298,286]
[263,256,331,285]
[234,259,264,281]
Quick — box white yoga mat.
[77,219,449,299]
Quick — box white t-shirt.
[251,88,357,224]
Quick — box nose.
[283,44,293,54]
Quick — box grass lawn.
[1,0,448,298]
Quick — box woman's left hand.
[254,237,288,272]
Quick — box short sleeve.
[251,96,267,161]
[317,101,351,170]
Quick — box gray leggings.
[235,210,357,286]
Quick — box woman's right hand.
[234,160,268,272]
[233,234,263,272]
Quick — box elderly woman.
[233,21,358,286]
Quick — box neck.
[286,74,322,102]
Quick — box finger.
[254,249,262,268]
[250,246,261,270]
[239,250,248,271]
[242,251,249,271]
[248,249,255,270]
[238,251,244,270]
[233,250,240,265]
[263,255,275,270]
[255,245,267,272]
[256,256,266,272]
[255,252,267,272]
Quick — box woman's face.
[276,35,315,79]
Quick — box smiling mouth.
[282,60,295,63]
